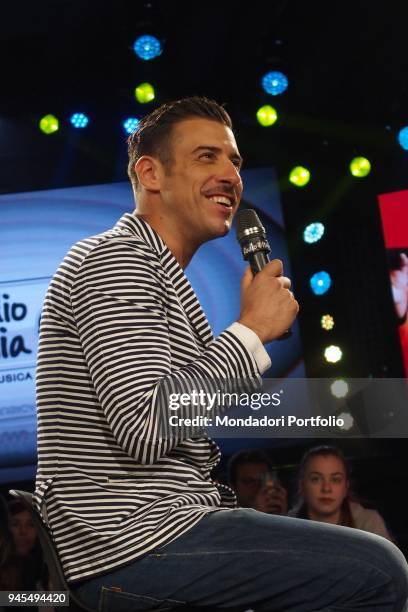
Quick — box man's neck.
[133,211,199,269]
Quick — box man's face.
[234,462,270,507]
[158,117,243,244]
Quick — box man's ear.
[135,156,164,191]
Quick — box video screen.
[378,189,408,376]
[1,168,304,483]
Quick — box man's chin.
[202,221,232,243]
[223,219,232,232]
[217,218,232,236]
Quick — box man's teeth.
[208,195,232,207]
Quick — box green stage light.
[349,156,371,178]
[289,166,310,187]
[134,82,155,104]
[256,105,277,127]
[39,114,59,134]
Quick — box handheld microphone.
[236,208,292,340]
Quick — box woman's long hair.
[291,445,355,528]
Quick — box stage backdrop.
[1,168,304,483]
[378,189,408,376]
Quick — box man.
[228,449,288,515]
[35,97,408,611]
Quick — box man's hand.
[238,260,299,343]
[390,253,408,320]
[253,480,288,515]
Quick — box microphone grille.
[236,209,264,242]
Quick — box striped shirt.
[34,212,267,583]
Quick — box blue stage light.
[310,271,331,295]
[123,118,140,134]
[70,113,89,128]
[133,35,162,60]
[261,71,288,96]
[303,222,325,244]
[398,126,408,150]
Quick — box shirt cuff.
[226,322,271,375]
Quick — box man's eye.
[200,152,215,160]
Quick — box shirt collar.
[113,212,213,347]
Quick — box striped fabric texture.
[34,213,261,583]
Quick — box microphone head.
[236,208,266,244]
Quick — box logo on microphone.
[242,238,270,258]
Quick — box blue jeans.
[73,508,408,611]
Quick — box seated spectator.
[0,495,21,592]
[8,500,45,589]
[8,500,39,558]
[289,444,393,540]
[228,449,288,515]
[7,500,55,612]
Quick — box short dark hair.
[127,96,233,193]
[228,449,276,487]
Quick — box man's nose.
[219,158,241,186]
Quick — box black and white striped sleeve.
[71,239,261,464]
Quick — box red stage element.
[378,190,408,375]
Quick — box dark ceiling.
[0,0,408,122]
[1,0,408,194]
[2,0,407,121]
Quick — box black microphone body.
[236,209,292,340]
[247,249,270,276]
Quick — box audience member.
[228,449,288,515]
[8,500,43,590]
[0,495,21,591]
[289,445,393,540]
[7,500,55,612]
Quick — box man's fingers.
[242,261,291,288]
[240,265,253,291]
[262,259,283,277]
[278,276,291,290]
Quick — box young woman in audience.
[6,499,55,612]
[289,445,393,540]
